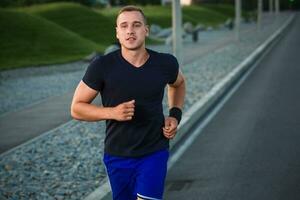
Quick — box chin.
[123,44,144,51]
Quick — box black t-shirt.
[82,48,179,157]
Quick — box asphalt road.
[165,14,300,200]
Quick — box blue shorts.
[103,149,169,200]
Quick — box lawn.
[20,3,116,48]
[0,8,100,70]
[0,2,236,70]
[201,4,235,18]
[98,4,232,27]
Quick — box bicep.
[72,80,99,104]
[168,70,185,88]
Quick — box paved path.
[0,92,73,153]
[165,13,300,200]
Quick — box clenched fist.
[163,117,178,139]
[112,100,135,121]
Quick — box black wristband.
[169,107,182,124]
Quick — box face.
[116,11,149,51]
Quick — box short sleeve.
[168,55,179,84]
[82,56,105,91]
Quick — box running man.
[71,5,186,200]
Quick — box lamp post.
[172,0,183,66]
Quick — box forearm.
[167,81,186,109]
[71,102,113,122]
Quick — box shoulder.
[88,50,119,70]
[148,49,178,66]
[93,49,119,64]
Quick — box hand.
[163,117,178,139]
[112,100,135,121]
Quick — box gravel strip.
[0,62,87,116]
[0,14,290,200]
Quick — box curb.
[84,14,295,200]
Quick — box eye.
[134,23,142,28]
[120,24,127,29]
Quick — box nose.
[126,25,135,35]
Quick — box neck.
[121,46,149,68]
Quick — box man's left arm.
[163,70,186,139]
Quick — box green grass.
[20,2,116,48]
[202,4,255,21]
[0,8,101,70]
[0,2,240,70]
[98,5,231,28]
[201,4,235,18]
[182,5,230,27]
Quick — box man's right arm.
[70,81,135,122]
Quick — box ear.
[145,25,149,37]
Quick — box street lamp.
[172,0,183,66]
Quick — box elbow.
[70,104,81,120]
[70,110,78,120]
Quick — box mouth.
[126,37,136,41]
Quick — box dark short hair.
[116,5,147,25]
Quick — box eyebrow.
[119,21,143,26]
[133,21,142,24]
